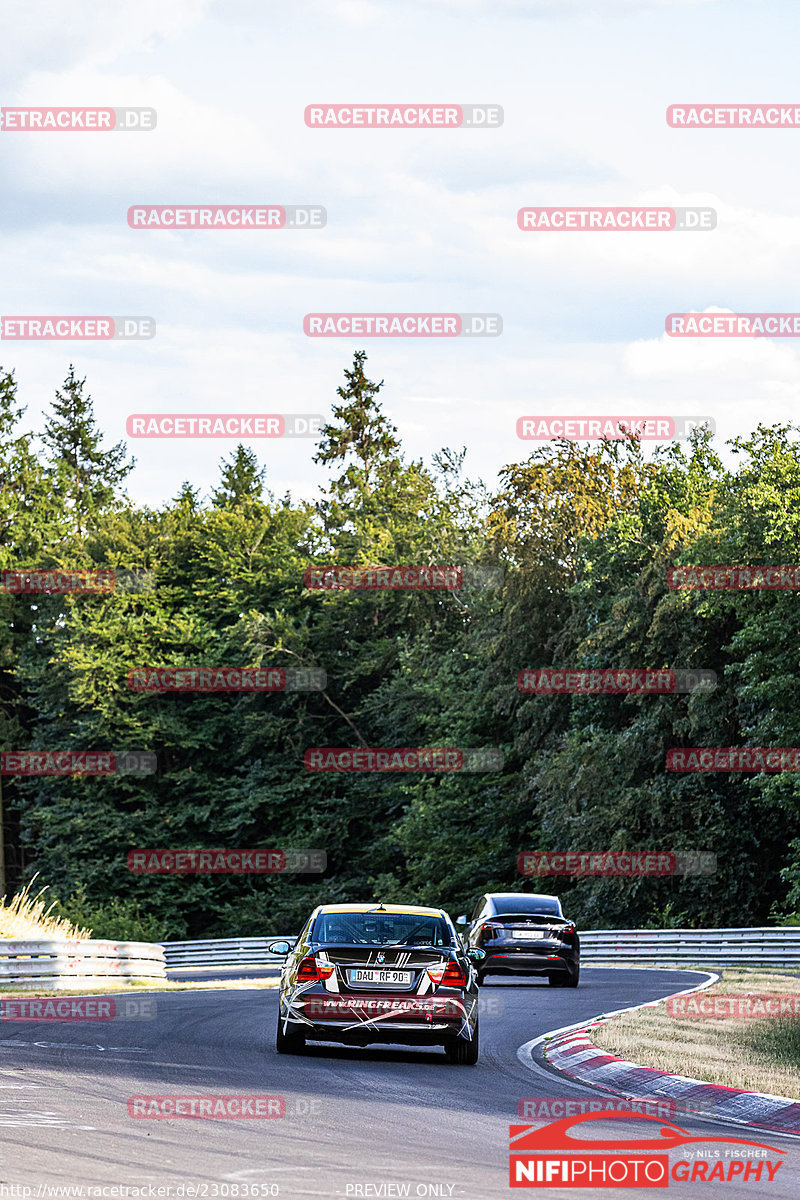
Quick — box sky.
[0,0,796,507]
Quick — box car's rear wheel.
[444,1015,479,1065]
[276,1010,306,1054]
[476,971,486,986]
[548,968,579,988]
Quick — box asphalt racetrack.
[0,968,796,1197]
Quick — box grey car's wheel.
[276,1010,306,1054]
[444,1015,479,1065]
[548,968,579,988]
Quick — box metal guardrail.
[163,936,292,968]
[162,929,800,971]
[580,928,800,968]
[0,939,167,990]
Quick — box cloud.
[625,308,800,381]
[0,1,213,72]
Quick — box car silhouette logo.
[510,1111,784,1153]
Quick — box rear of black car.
[467,893,580,986]
[272,905,482,1063]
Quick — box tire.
[476,971,486,987]
[548,968,579,988]
[276,1010,306,1054]
[444,1015,479,1065]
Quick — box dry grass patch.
[591,969,800,1099]
[0,977,280,997]
[0,878,90,940]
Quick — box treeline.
[1,352,798,939]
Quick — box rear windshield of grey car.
[491,896,563,917]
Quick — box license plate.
[347,968,412,985]
[511,930,539,938]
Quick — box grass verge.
[590,968,800,1099]
[0,976,280,997]
[0,878,89,939]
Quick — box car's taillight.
[297,956,334,982]
[481,921,502,938]
[441,961,466,986]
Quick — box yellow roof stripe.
[317,903,444,916]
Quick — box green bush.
[49,884,169,942]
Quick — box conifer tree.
[211,445,266,508]
[42,366,133,538]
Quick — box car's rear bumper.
[296,1020,466,1046]
[281,988,477,1044]
[481,950,578,977]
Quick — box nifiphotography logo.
[508,1113,784,1188]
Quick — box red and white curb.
[544,1027,800,1135]
[517,970,800,1137]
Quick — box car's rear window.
[314,912,453,947]
[491,896,563,917]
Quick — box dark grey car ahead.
[461,892,580,986]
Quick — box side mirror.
[467,948,486,962]
[456,915,467,926]
[267,940,292,955]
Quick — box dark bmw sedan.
[268,903,484,1063]
[460,892,580,987]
